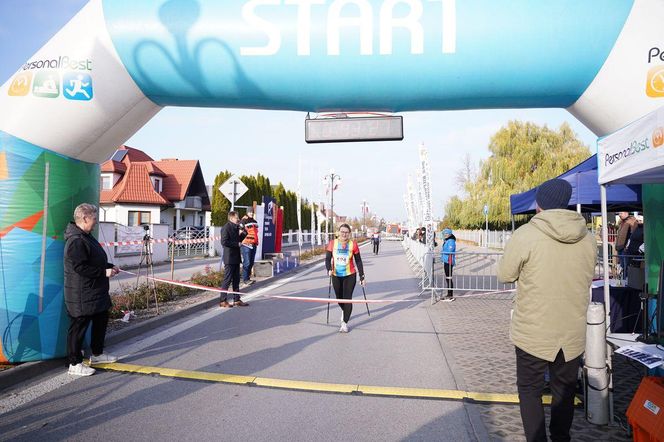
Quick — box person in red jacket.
[240,210,260,285]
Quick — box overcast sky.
[1,0,598,222]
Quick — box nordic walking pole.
[327,276,331,324]
[361,284,370,316]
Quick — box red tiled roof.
[100,160,126,174]
[153,160,199,201]
[99,146,206,206]
[120,145,154,162]
[134,161,167,177]
[100,189,115,204]
[105,163,170,205]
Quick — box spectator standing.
[64,203,119,376]
[240,210,260,285]
[497,179,596,442]
[440,228,456,302]
[615,211,638,272]
[220,211,248,308]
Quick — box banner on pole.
[262,196,277,256]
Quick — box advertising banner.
[274,207,284,253]
[598,106,664,184]
[261,196,277,256]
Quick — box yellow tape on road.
[254,377,358,393]
[91,361,582,406]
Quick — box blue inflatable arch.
[1,0,663,361]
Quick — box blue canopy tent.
[510,154,642,215]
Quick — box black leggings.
[444,263,454,297]
[332,274,357,323]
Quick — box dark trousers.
[221,263,241,302]
[373,242,379,254]
[515,347,580,442]
[67,311,109,365]
[241,245,257,282]
[332,274,357,323]
[443,263,454,297]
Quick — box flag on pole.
[297,157,303,250]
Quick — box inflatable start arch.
[1,0,663,362]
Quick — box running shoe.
[68,363,95,376]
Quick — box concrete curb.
[0,254,327,395]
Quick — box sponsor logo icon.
[8,72,33,96]
[63,72,93,101]
[32,70,60,98]
[646,65,664,97]
[653,127,664,148]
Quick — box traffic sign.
[219,175,249,208]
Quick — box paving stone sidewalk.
[429,292,641,441]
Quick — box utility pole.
[323,169,341,235]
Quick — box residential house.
[99,146,210,231]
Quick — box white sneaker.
[442,297,456,303]
[90,353,118,364]
[68,363,95,376]
[339,322,349,333]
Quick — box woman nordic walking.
[325,224,365,333]
[441,228,456,302]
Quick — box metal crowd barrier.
[403,238,516,303]
[432,252,516,300]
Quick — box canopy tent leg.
[600,184,614,424]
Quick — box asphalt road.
[0,242,488,441]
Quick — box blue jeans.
[618,250,631,276]
[241,245,257,282]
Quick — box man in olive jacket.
[497,179,596,442]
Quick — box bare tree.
[455,153,476,194]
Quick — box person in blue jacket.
[440,228,456,302]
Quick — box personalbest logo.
[63,72,93,101]
[605,137,651,167]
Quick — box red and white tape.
[119,270,421,304]
[100,236,222,247]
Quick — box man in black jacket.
[220,211,248,308]
[64,203,119,376]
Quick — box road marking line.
[91,361,582,406]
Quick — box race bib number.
[335,255,349,267]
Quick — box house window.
[100,175,112,190]
[153,178,161,192]
[128,211,151,226]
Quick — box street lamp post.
[323,170,341,235]
[485,171,492,249]
[361,199,368,233]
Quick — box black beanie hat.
[535,178,572,210]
